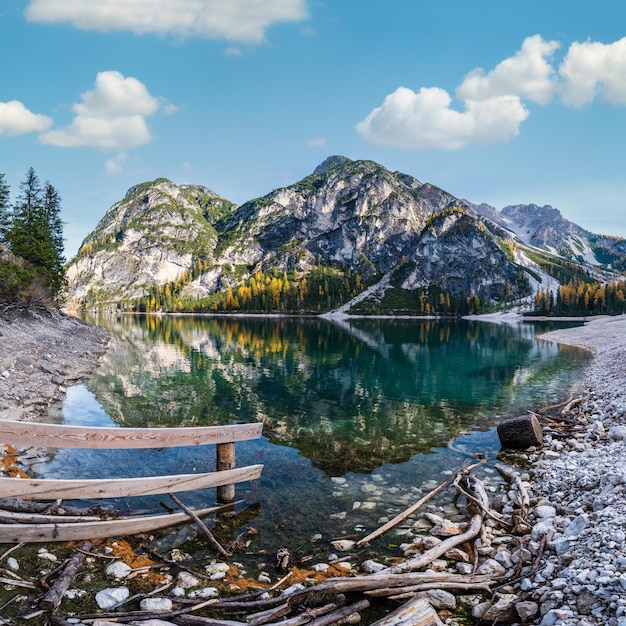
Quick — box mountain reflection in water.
[34,314,588,552]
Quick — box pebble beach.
[522,315,626,625]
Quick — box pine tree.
[8,167,66,298]
[42,181,66,294]
[0,173,11,245]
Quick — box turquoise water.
[33,315,589,556]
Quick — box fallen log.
[40,541,92,611]
[496,414,543,449]
[0,497,114,516]
[0,509,102,524]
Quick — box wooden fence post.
[216,442,236,504]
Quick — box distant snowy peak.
[467,201,622,265]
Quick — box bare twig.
[169,493,229,557]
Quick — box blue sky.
[2,1,626,256]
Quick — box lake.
[33,314,589,560]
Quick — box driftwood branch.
[370,596,442,626]
[561,395,585,418]
[40,541,92,611]
[384,513,483,575]
[169,493,229,557]
[356,460,474,548]
[494,463,530,515]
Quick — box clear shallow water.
[33,315,589,555]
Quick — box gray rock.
[516,600,539,621]
[361,559,385,574]
[476,558,506,577]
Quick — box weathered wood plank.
[0,464,263,500]
[0,419,263,449]
[0,503,234,543]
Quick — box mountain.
[65,179,235,309]
[469,201,626,269]
[64,156,624,314]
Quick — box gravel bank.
[0,310,109,423]
[520,315,626,625]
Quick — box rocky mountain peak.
[312,155,354,176]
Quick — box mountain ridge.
[64,156,625,314]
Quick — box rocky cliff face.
[65,179,235,309]
[210,156,526,302]
[65,156,621,313]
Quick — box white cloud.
[104,152,128,175]
[39,71,166,149]
[25,0,308,44]
[225,47,244,57]
[306,137,327,148]
[559,36,626,106]
[457,35,560,105]
[0,100,52,136]
[356,87,528,150]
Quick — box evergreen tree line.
[129,266,365,314]
[0,168,66,308]
[533,279,626,316]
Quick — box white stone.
[188,587,219,599]
[170,586,186,597]
[331,539,355,551]
[209,571,226,580]
[95,586,130,610]
[534,505,557,519]
[106,561,132,579]
[37,549,58,562]
[361,559,385,574]
[140,598,173,612]
[205,562,230,574]
[313,563,329,572]
[476,559,506,577]
[6,557,18,571]
[177,571,200,588]
[281,583,306,596]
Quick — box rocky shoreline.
[0,311,625,625]
[516,315,626,626]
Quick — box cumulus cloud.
[104,152,128,175]
[356,87,528,150]
[39,71,166,149]
[560,36,626,106]
[357,34,626,150]
[25,0,308,44]
[457,35,560,105]
[0,100,52,136]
